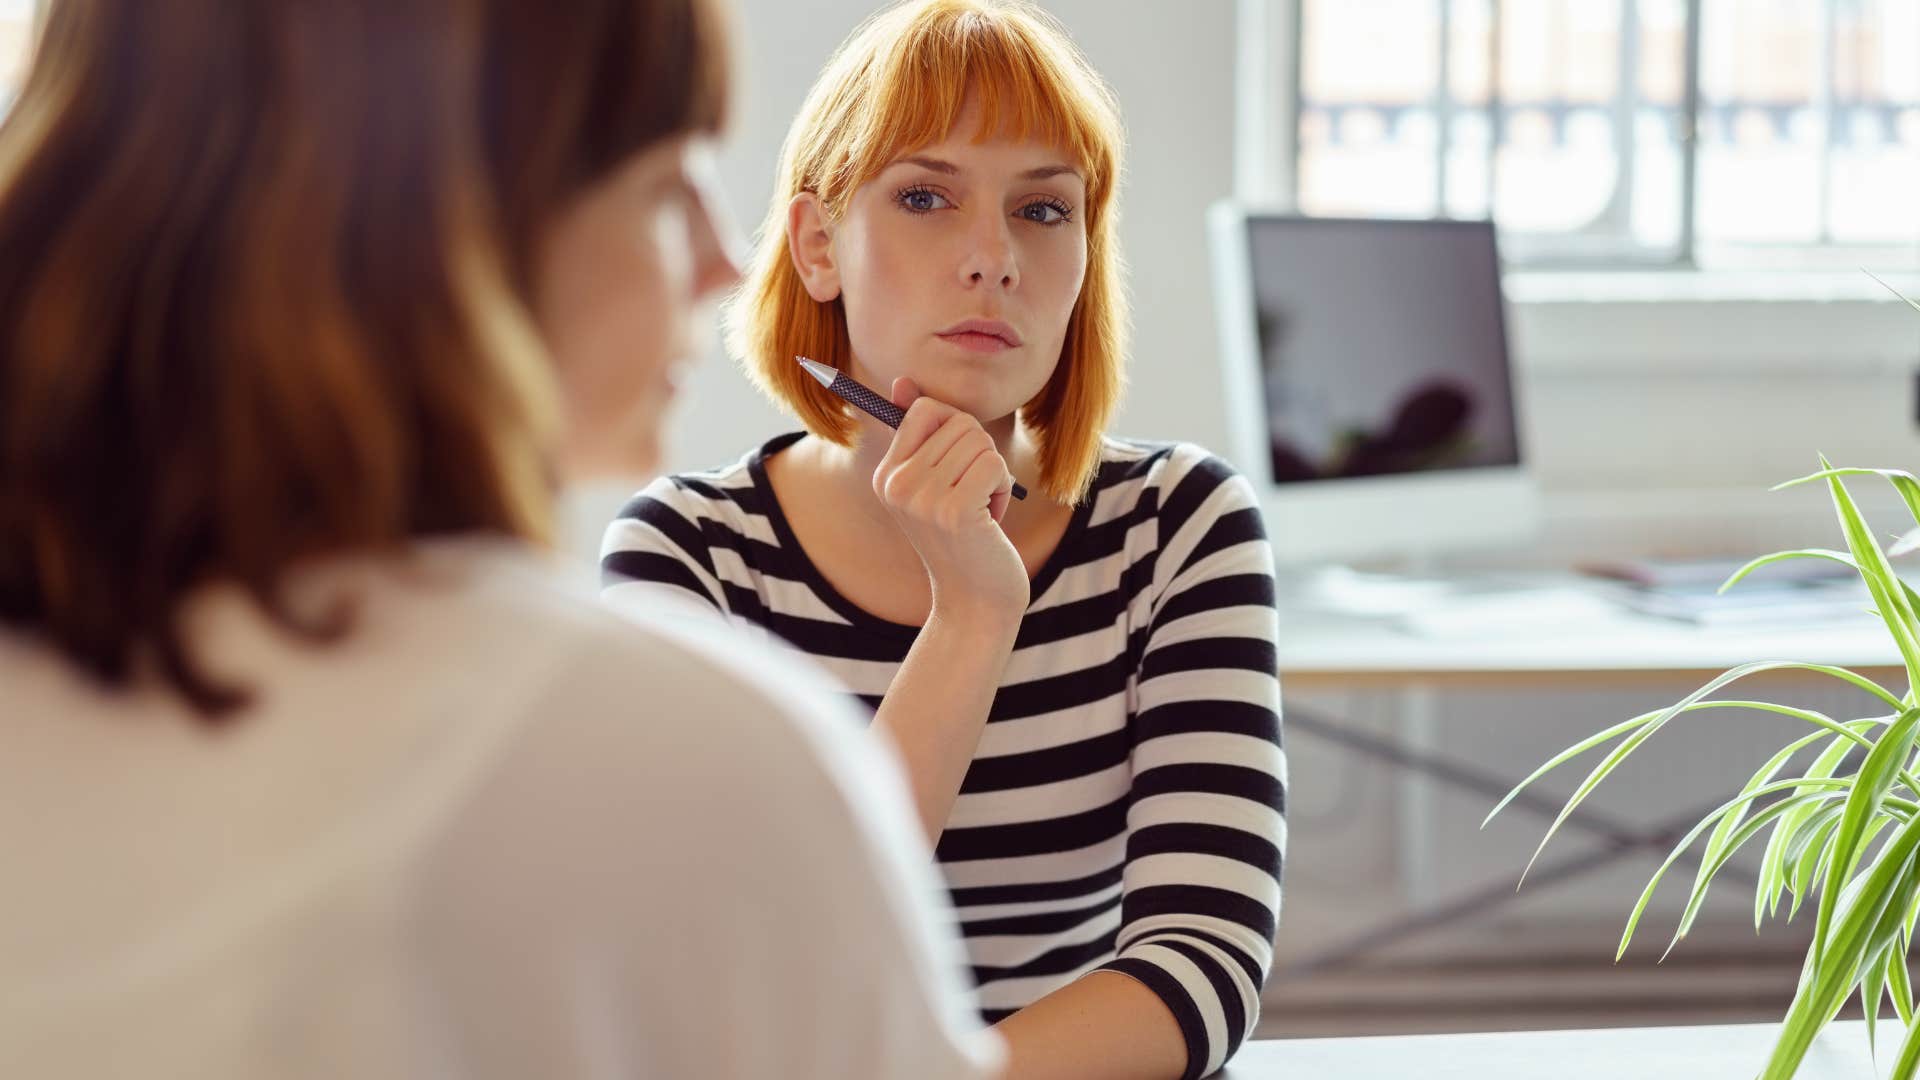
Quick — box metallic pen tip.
[794,355,838,389]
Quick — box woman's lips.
[935,318,1022,353]
[937,330,1015,353]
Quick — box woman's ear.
[786,192,841,303]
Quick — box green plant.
[1492,278,1920,1076]
[1489,454,1920,1074]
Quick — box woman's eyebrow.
[895,155,960,175]
[890,156,1083,183]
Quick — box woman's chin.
[908,377,1031,423]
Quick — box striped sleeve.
[598,475,732,620]
[1094,450,1285,1079]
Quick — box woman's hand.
[871,377,1028,624]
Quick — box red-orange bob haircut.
[728,0,1127,504]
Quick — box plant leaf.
[1720,549,1858,594]
[1814,708,1920,962]
[1486,669,1907,838]
[1891,1006,1920,1080]
[1852,824,1920,1053]
[1482,709,1663,829]
[1786,806,1847,922]
[1858,851,1920,1051]
[1666,787,1854,960]
[1822,463,1920,690]
[1511,664,1907,887]
[1613,781,1850,961]
[1865,950,1888,1050]
[1762,717,1892,923]
[1758,719,1882,921]
[1773,465,1920,495]
[1696,708,1863,917]
[1889,943,1914,1029]
[1762,809,1920,1078]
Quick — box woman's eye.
[897,188,952,213]
[1018,200,1071,226]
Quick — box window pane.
[1693,0,1920,267]
[1298,0,1440,217]
[1491,0,1626,234]
[0,0,31,114]
[1628,0,1691,251]
[1827,0,1920,249]
[1297,0,1685,263]
[1695,0,1824,246]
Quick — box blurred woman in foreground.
[0,2,1001,1077]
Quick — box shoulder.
[598,439,801,596]
[604,434,807,545]
[1093,438,1258,520]
[608,450,765,536]
[436,538,890,851]
[446,555,932,923]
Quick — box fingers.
[928,426,996,488]
[877,413,975,507]
[875,420,1015,527]
[875,395,955,478]
[869,383,1016,524]
[955,449,1016,520]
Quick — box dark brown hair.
[0,0,730,718]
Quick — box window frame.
[1245,0,1920,273]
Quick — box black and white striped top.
[600,432,1286,1079]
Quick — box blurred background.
[7,0,1918,1043]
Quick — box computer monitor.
[1207,206,1540,566]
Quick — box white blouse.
[0,538,1002,1080]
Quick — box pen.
[796,355,1028,501]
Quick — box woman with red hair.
[602,2,1286,1076]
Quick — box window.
[1264,0,1920,270]
[0,0,35,115]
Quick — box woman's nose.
[958,213,1018,291]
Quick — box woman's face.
[533,135,740,480]
[803,100,1089,423]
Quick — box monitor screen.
[1243,216,1522,486]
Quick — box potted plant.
[1492,287,1920,1079]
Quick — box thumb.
[890,376,922,410]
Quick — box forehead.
[891,97,1083,177]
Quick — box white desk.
[1273,599,1903,976]
[1278,603,1901,688]
[1222,1020,1880,1078]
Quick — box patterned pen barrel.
[796,356,1029,501]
